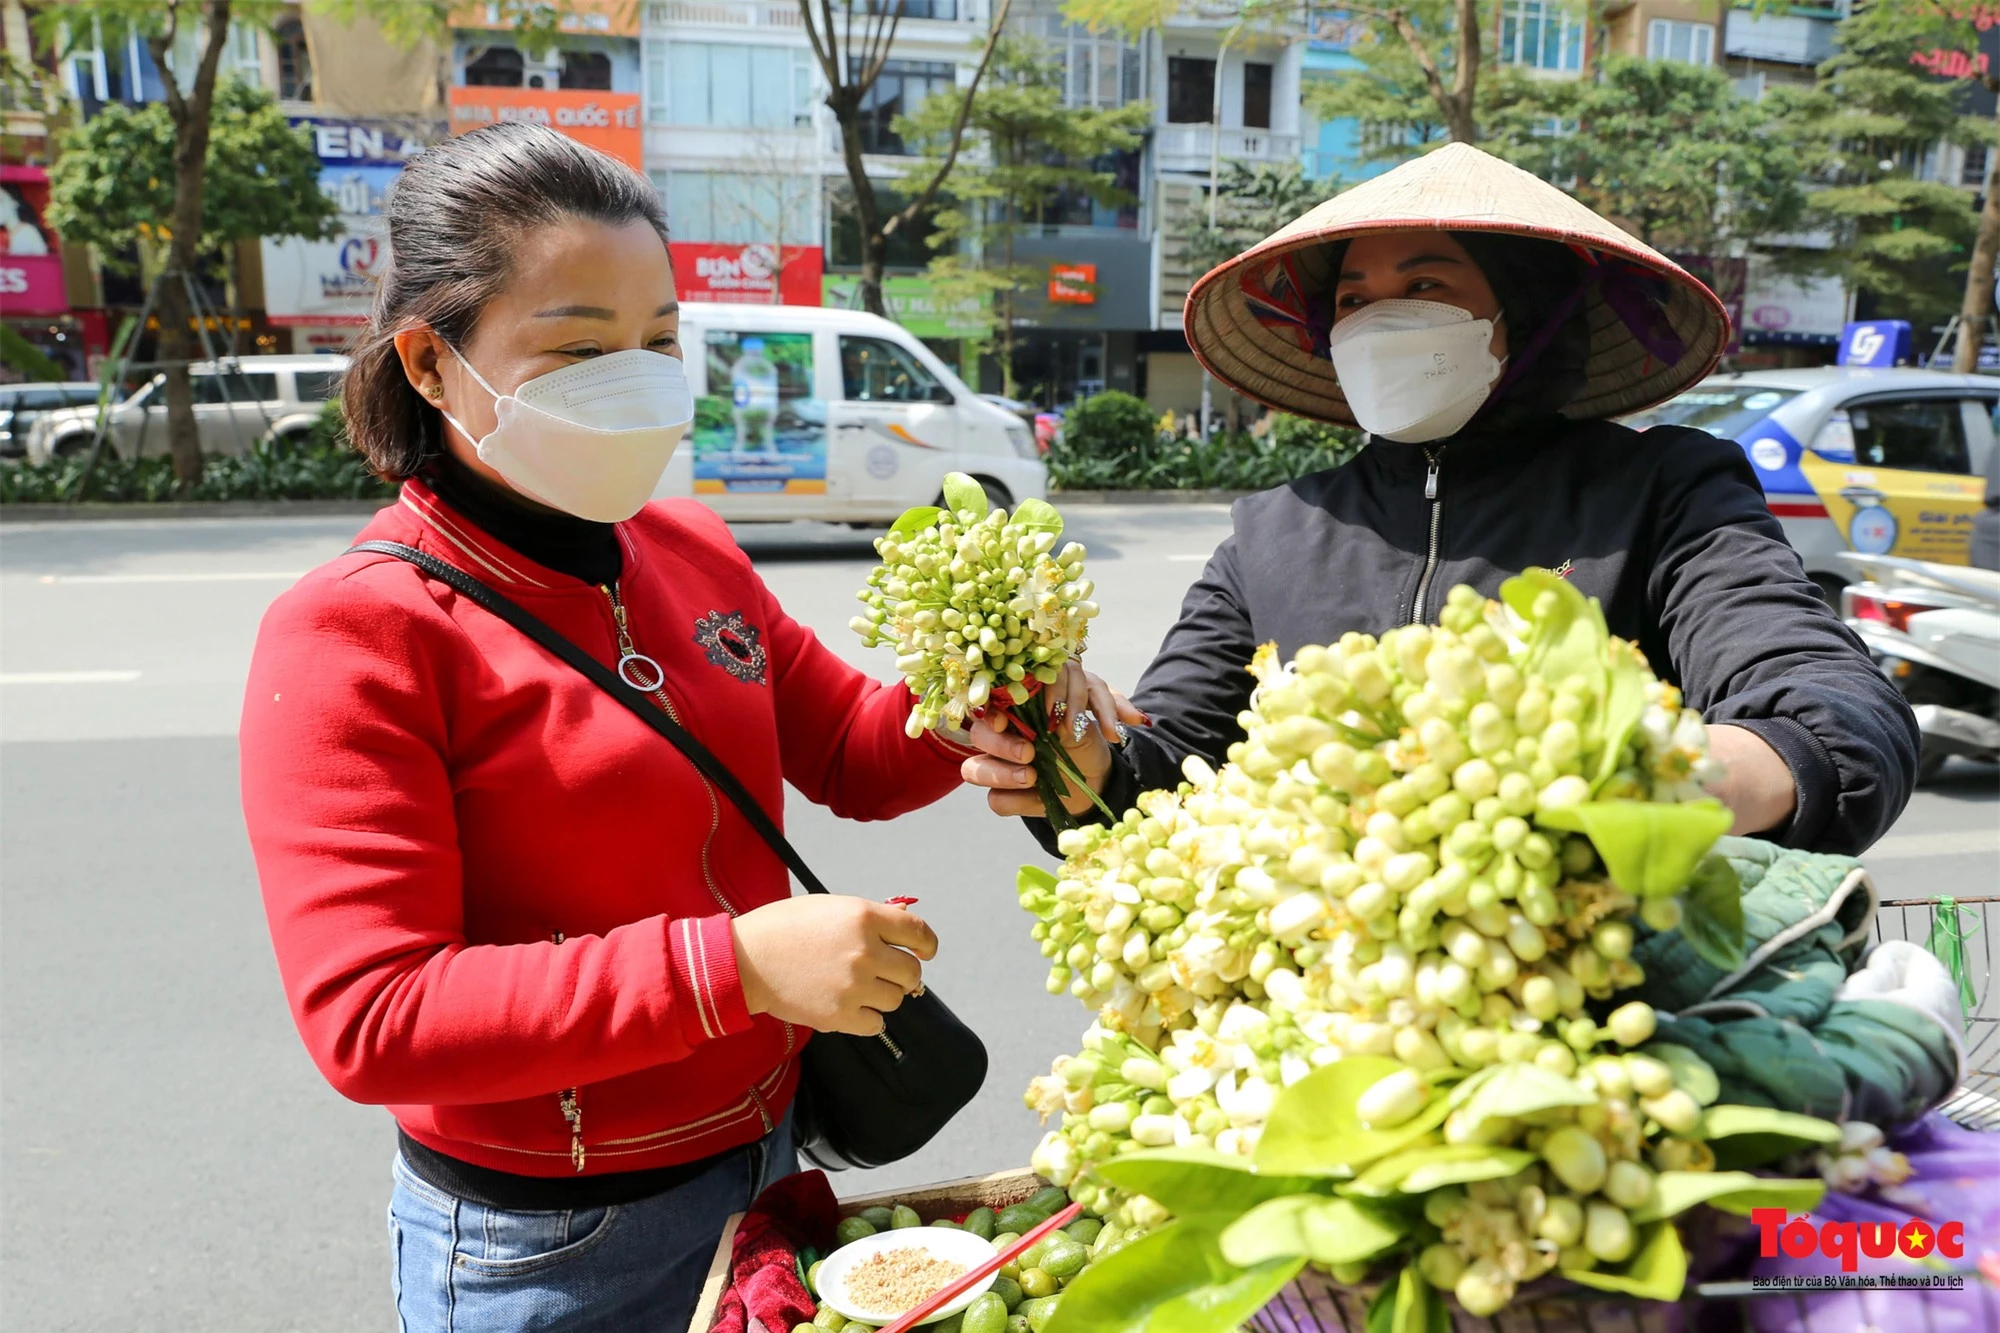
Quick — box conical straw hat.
[1183,143,1731,428]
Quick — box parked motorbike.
[1840,554,2000,783]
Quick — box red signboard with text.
[670,243,824,306]
[448,87,642,169]
[2,163,68,316]
[1049,263,1098,305]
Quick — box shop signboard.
[1741,263,1849,343]
[448,87,641,168]
[1,164,67,317]
[671,243,823,306]
[450,0,639,37]
[822,274,987,339]
[261,117,423,328]
[1049,263,1098,305]
[692,329,827,494]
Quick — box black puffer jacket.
[1062,415,1918,856]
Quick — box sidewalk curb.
[2,491,1246,522]
[1049,489,1249,505]
[0,499,394,524]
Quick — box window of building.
[1243,61,1273,129]
[663,42,812,129]
[1966,144,1991,188]
[872,0,958,16]
[1167,56,1216,123]
[1050,19,1143,107]
[561,50,613,90]
[852,59,956,155]
[656,170,817,247]
[840,336,946,402]
[1043,149,1142,229]
[464,45,524,86]
[827,184,938,270]
[1497,0,1582,72]
[275,18,313,101]
[1647,19,1714,65]
[1847,400,1972,474]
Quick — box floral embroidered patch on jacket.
[693,610,767,685]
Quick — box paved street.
[2,505,1995,1331]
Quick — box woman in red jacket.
[240,124,968,1330]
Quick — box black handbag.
[348,541,988,1171]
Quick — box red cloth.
[711,1170,841,1333]
[241,481,966,1176]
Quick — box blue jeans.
[387,1118,797,1333]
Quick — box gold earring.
[426,384,444,400]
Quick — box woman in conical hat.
[960,143,1916,855]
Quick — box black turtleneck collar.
[422,451,624,586]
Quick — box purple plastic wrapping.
[1246,1116,1998,1333]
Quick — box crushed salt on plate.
[844,1245,969,1315]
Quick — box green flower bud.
[1584,1202,1636,1264]
[1417,1243,1467,1291]
[1455,1260,1513,1316]
[1604,1160,1655,1211]
[1607,1001,1658,1048]
[1542,1126,1609,1195]
[1640,896,1684,932]
[1538,1194,1585,1246]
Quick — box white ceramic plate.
[816,1227,999,1327]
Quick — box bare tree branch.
[886,0,1013,236]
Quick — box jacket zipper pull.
[1424,453,1440,500]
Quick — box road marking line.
[35,571,307,585]
[1866,829,1999,860]
[0,670,142,685]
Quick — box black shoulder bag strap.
[346,540,986,1170]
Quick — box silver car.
[23,355,348,463]
[0,381,124,459]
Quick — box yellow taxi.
[1620,366,1998,599]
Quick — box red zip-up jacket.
[240,481,967,1176]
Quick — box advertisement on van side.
[692,330,828,494]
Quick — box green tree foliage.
[902,35,1150,396]
[1485,57,1809,264]
[1305,3,1517,158]
[47,79,336,269]
[1767,0,1990,326]
[1185,160,1332,277]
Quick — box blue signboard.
[1836,320,1913,368]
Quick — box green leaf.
[1349,1146,1538,1197]
[1093,1148,1322,1218]
[1678,853,1746,970]
[888,504,943,537]
[1257,1058,1451,1176]
[1630,1171,1827,1224]
[1699,1105,1843,1169]
[942,472,989,518]
[1451,1063,1595,1130]
[1640,1044,1721,1107]
[1594,645,1650,789]
[1366,1262,1449,1333]
[1500,568,1608,697]
[1011,497,1064,537]
[1533,800,1733,898]
[1044,1216,1303,1333]
[1561,1222,1688,1302]
[1219,1194,1407,1268]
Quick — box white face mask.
[440,348,695,523]
[1328,299,1506,443]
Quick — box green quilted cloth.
[1626,837,1963,1127]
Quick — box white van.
[660,303,1046,522]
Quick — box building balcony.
[1155,123,1301,174]
[644,1,805,30]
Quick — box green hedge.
[1050,391,1363,491]
[0,399,392,504]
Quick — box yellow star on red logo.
[1906,1226,1931,1254]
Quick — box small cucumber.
[961,1292,1008,1333]
[990,1276,1024,1311]
[834,1216,877,1247]
[890,1204,923,1230]
[1063,1218,1102,1247]
[963,1206,998,1241]
[1025,1187,1071,1215]
[857,1206,895,1230]
[1018,1267,1058,1299]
